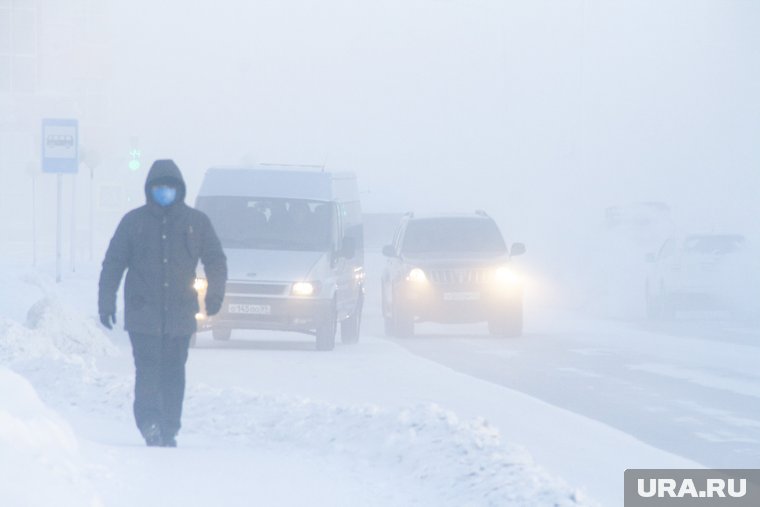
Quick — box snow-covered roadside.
[181,336,702,507]
[1,269,591,507]
[0,367,102,507]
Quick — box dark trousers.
[129,333,191,438]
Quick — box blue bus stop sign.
[42,118,79,173]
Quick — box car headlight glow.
[494,266,521,285]
[406,267,427,283]
[194,278,208,292]
[292,281,316,296]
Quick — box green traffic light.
[128,149,141,171]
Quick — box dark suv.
[381,212,525,337]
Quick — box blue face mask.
[151,185,177,207]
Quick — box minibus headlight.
[292,282,317,296]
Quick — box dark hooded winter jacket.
[98,160,227,337]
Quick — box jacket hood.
[144,159,186,203]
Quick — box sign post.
[42,118,79,283]
[25,161,38,267]
[80,147,101,262]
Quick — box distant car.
[645,233,748,318]
[381,212,525,337]
[604,201,674,251]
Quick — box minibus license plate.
[228,303,271,315]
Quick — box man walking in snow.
[98,159,227,447]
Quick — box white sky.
[109,1,759,222]
[3,0,760,249]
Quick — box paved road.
[362,264,760,468]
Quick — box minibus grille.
[226,281,289,296]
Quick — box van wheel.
[488,300,523,338]
[212,327,231,341]
[316,305,337,351]
[341,296,363,344]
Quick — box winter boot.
[142,423,163,447]
[161,426,177,447]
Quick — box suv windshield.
[402,218,507,254]
[682,235,745,255]
[197,196,334,251]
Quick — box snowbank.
[0,367,102,507]
[0,272,117,365]
[186,386,589,506]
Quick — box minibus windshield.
[197,196,333,251]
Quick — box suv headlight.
[494,266,521,285]
[406,267,427,283]
[292,281,317,296]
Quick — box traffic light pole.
[56,173,62,283]
[89,166,94,261]
[31,172,37,267]
[71,174,76,273]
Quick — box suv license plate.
[443,292,480,301]
[228,303,272,315]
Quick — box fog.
[113,0,760,221]
[2,0,760,291]
[3,3,760,501]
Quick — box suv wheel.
[391,300,414,338]
[382,285,395,336]
[489,300,523,338]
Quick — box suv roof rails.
[475,209,489,217]
[258,163,325,169]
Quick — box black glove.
[100,313,116,330]
[205,295,223,316]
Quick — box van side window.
[340,200,364,262]
[332,203,342,252]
